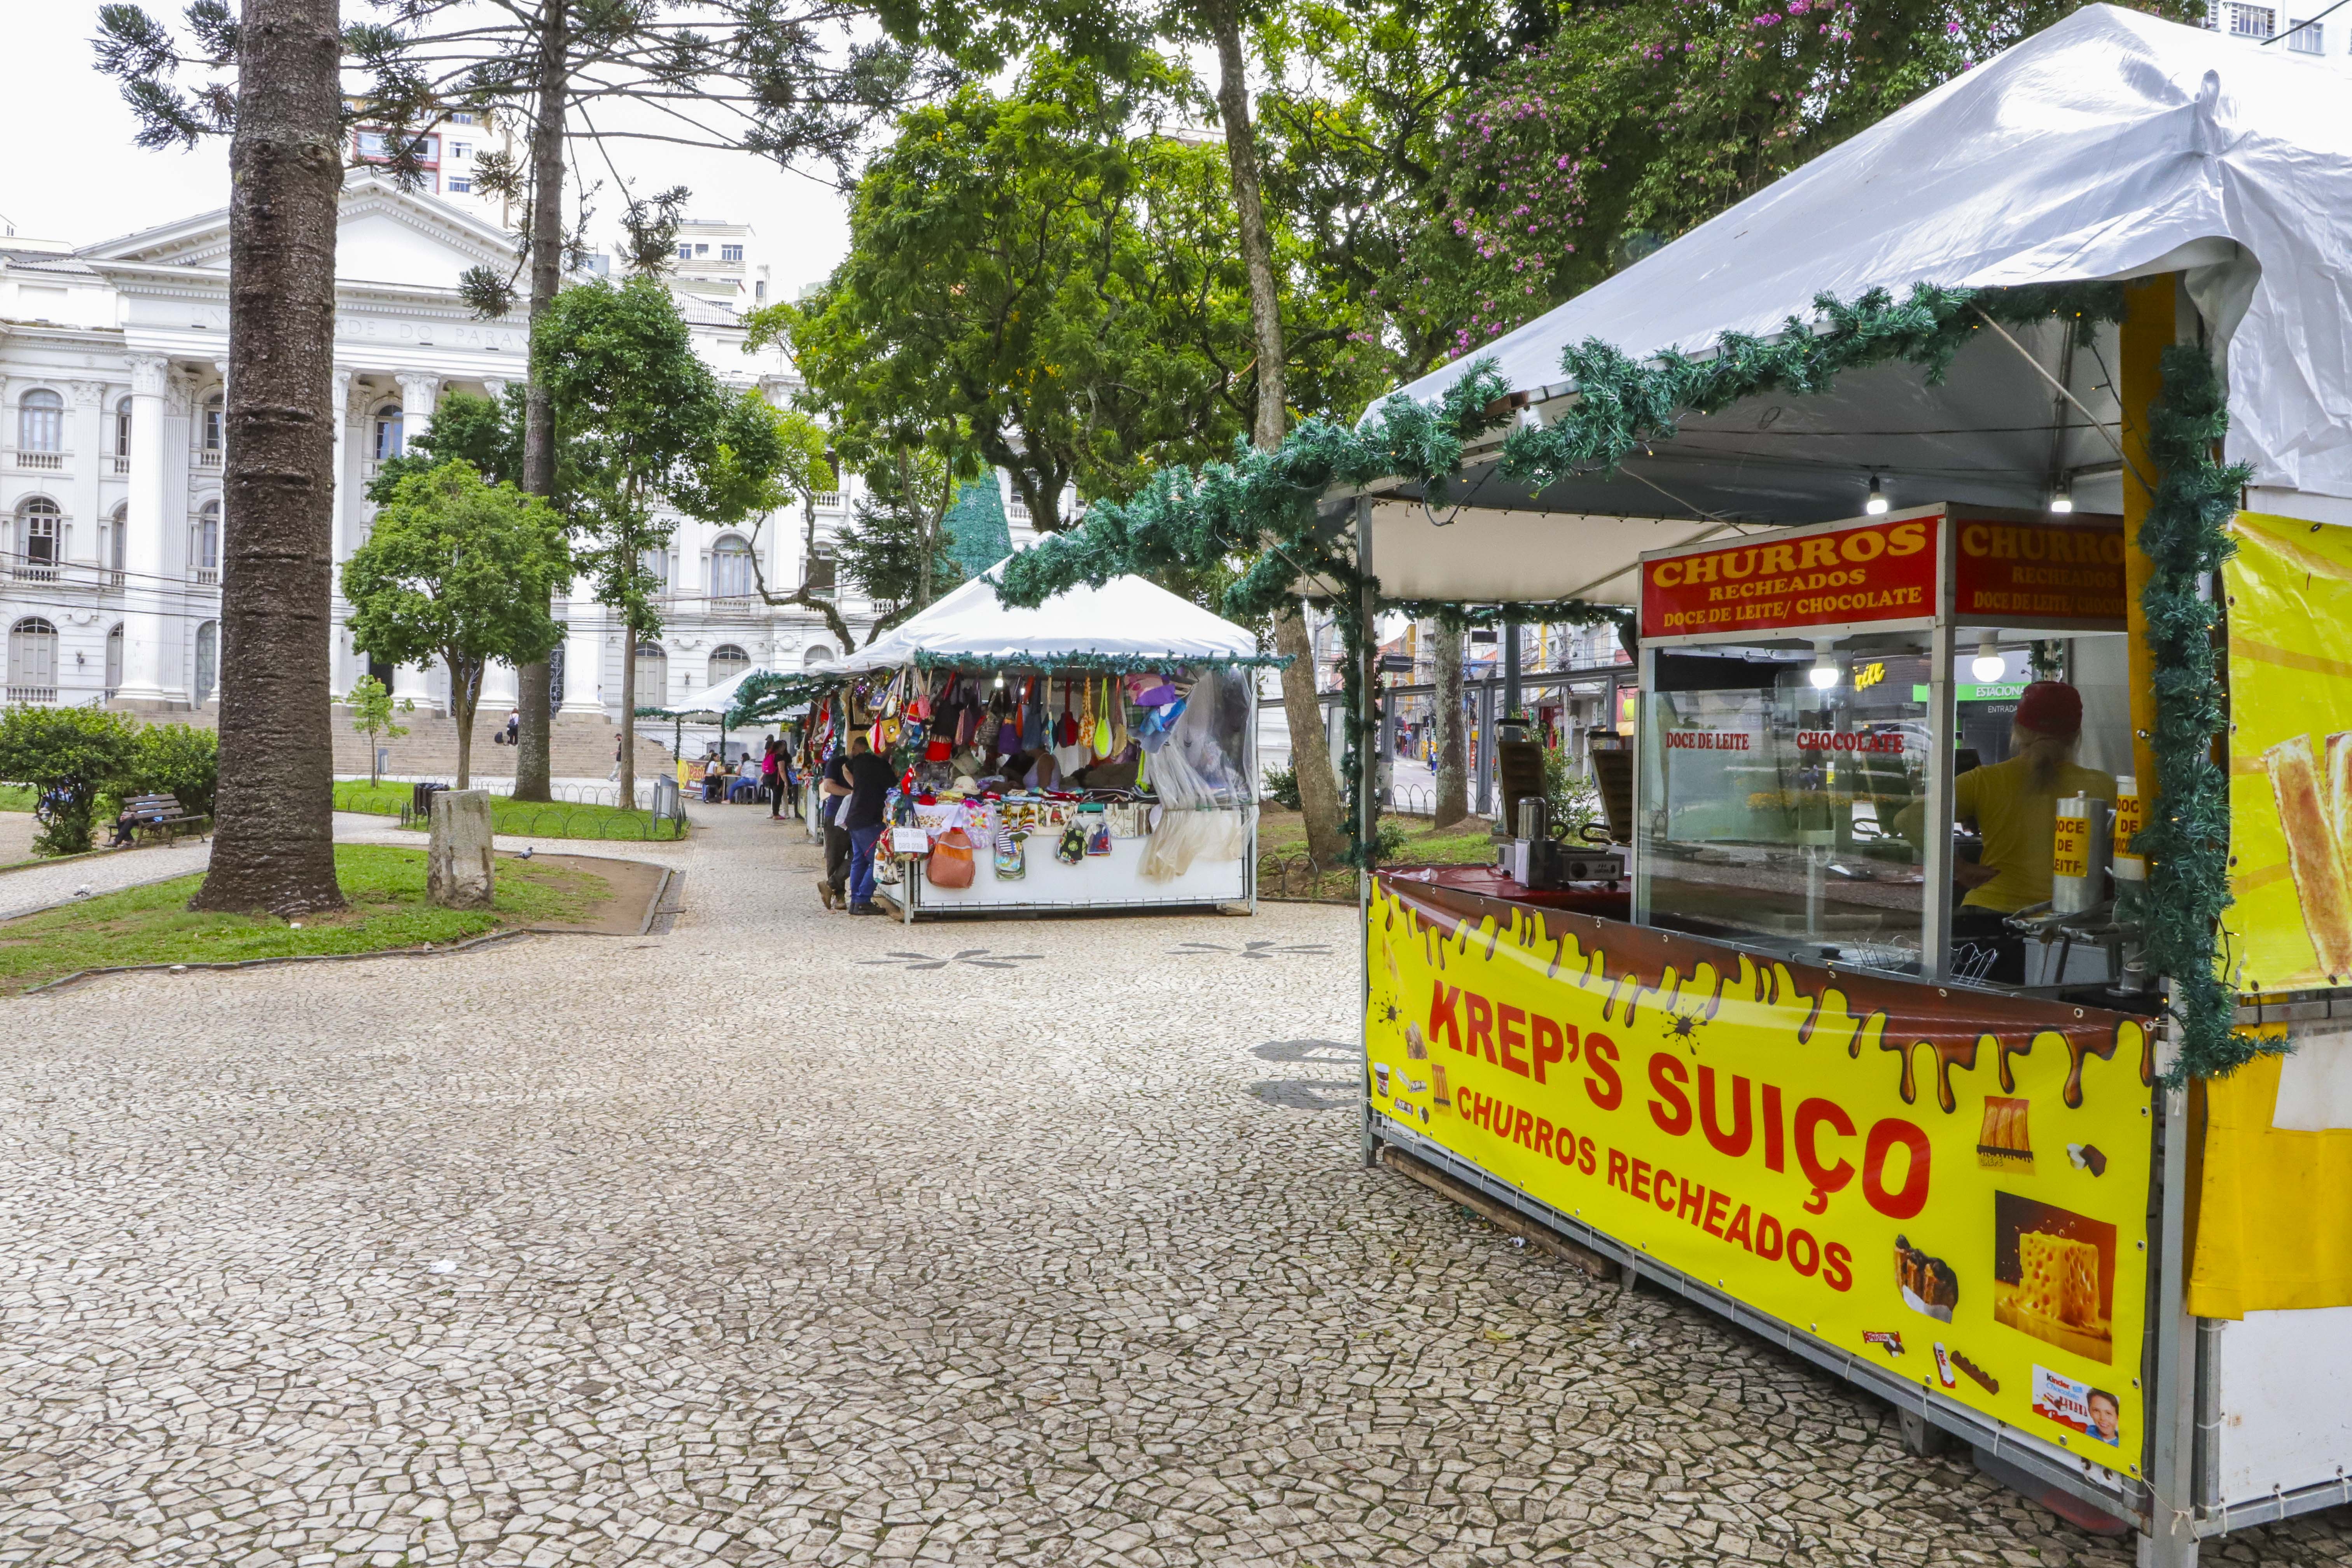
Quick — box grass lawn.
[0,844,607,995]
[0,784,33,811]
[333,780,685,841]
[1257,807,1499,902]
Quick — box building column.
[561,579,605,714]
[480,659,519,709]
[397,372,440,444]
[391,660,435,711]
[113,354,174,706]
[327,368,355,697]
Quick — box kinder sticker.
[2032,1365,2125,1448]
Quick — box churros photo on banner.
[2226,510,2352,991]
[1366,878,2155,1473]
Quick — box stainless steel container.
[2051,793,2114,916]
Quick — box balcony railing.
[813,491,843,510]
[11,563,58,582]
[8,449,67,472]
[6,686,58,705]
[109,454,131,475]
[196,448,224,469]
[193,567,219,586]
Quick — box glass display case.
[1632,504,2135,986]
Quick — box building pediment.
[79,171,518,292]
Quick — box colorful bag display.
[993,830,1027,880]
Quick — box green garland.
[2135,343,2260,1084]
[999,282,2125,872]
[726,670,851,727]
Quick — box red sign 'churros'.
[1642,517,1938,640]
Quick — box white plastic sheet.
[1384,5,2352,501]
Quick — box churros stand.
[1336,11,2352,1563]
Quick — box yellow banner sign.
[1367,878,2154,1474]
[2224,510,2352,990]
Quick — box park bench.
[120,793,209,846]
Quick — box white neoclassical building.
[0,171,1012,730]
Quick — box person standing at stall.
[817,748,852,910]
[838,734,895,915]
[1945,679,2116,981]
[761,737,783,819]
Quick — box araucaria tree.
[341,461,570,788]
[537,277,788,809]
[101,0,352,914]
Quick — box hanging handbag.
[1056,820,1087,865]
[993,828,1027,880]
[1057,680,1080,746]
[927,826,977,888]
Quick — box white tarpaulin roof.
[642,666,772,718]
[1381,3,2352,512]
[841,563,1262,672]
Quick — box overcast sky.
[6,4,856,299]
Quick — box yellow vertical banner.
[1367,878,2155,1474]
[2222,511,2352,990]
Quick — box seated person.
[701,757,731,802]
[729,766,763,803]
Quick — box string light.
[1864,474,1889,516]
[1971,638,2007,683]
[2048,477,2075,514]
[1808,639,1840,690]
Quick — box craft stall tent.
[833,566,1278,920]
[1292,9,2352,1563]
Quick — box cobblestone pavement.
[4,805,2349,1567]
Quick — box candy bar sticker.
[2032,1365,2123,1447]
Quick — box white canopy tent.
[640,666,775,719]
[1347,4,2352,602]
[840,563,1264,672]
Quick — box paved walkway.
[3,806,2348,1566]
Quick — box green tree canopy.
[757,52,1261,532]
[341,461,571,788]
[536,276,793,802]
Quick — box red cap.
[2014,680,2083,737]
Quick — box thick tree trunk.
[1432,624,1469,828]
[1274,603,1347,865]
[512,12,570,803]
[617,621,638,812]
[1210,10,1345,865]
[190,0,345,916]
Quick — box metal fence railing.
[334,778,689,842]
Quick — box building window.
[203,391,224,451]
[195,620,218,705]
[19,388,63,453]
[7,617,58,702]
[114,397,132,458]
[2287,16,2323,48]
[357,129,438,163]
[676,243,693,260]
[633,642,667,700]
[708,644,752,685]
[802,541,837,600]
[101,504,126,586]
[16,498,61,580]
[710,534,754,598]
[194,500,220,583]
[105,623,123,696]
[639,546,671,593]
[450,141,471,159]
[755,280,766,301]
[2227,2,2275,33]
[374,404,404,460]
[582,253,611,276]
[450,112,477,125]
[448,178,473,194]
[694,243,710,256]
[721,244,743,262]
[802,644,835,668]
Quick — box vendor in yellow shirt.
[1950,680,2115,981]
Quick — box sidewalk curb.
[18,928,539,996]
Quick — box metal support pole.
[2141,1051,2201,1568]
[1503,615,1522,720]
[1355,496,1380,1169]
[1474,680,1495,818]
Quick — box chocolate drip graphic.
[1997,1033,2032,1093]
[1882,1034,1981,1113]
[2063,1031,2120,1109]
[2137,1023,2155,1087]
